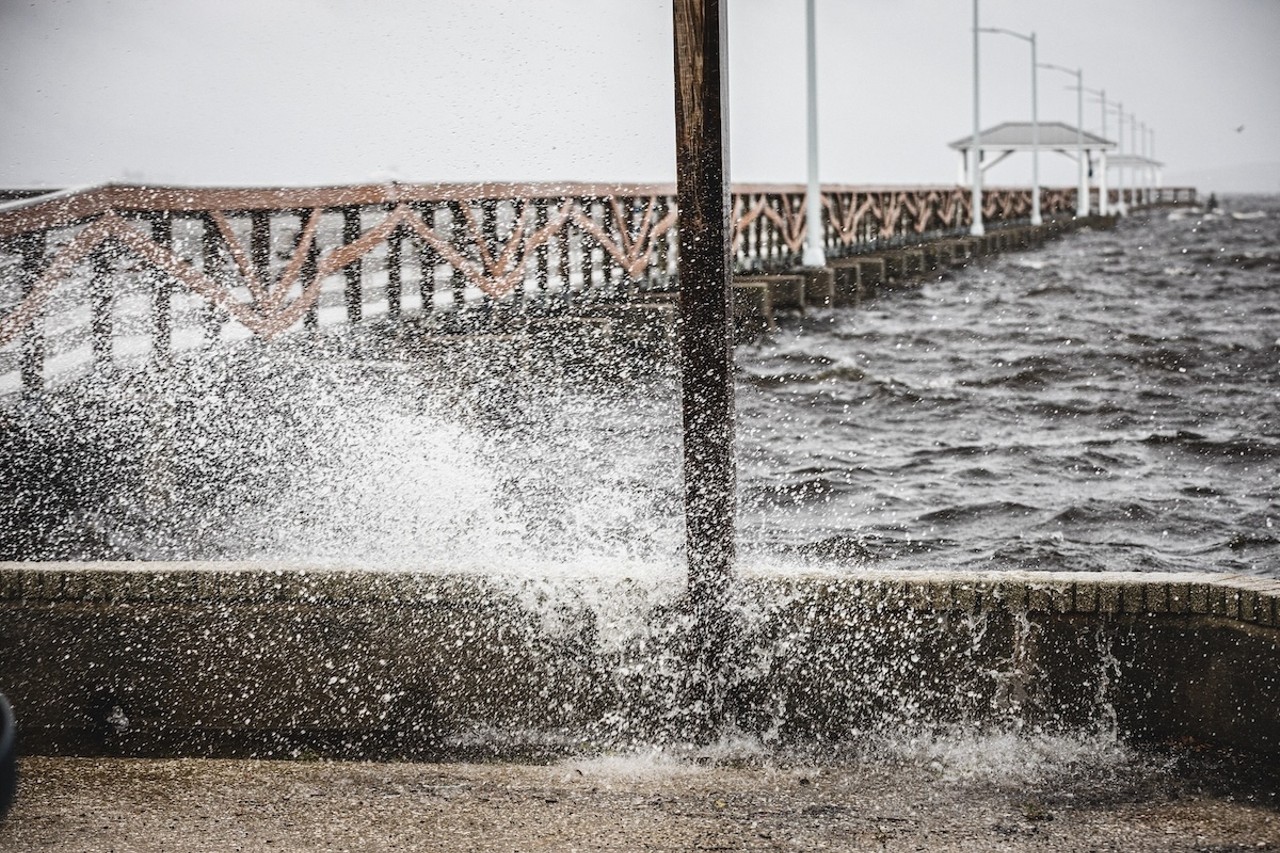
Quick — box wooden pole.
[673,0,735,736]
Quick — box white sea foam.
[560,749,707,780]
[875,727,1131,786]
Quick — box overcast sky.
[2,0,1277,193]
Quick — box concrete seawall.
[1,563,1276,760]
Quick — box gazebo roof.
[1105,153,1163,168]
[948,121,1115,152]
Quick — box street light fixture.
[802,0,825,267]
[1090,97,1129,215]
[1081,86,1109,215]
[979,26,1040,226]
[970,0,984,236]
[1139,119,1148,205]
[1133,115,1145,206]
[1110,102,1127,215]
[1040,62,1088,217]
[1148,125,1159,201]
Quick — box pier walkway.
[4,751,1277,852]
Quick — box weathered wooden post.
[673,0,736,736]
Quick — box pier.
[2,178,1274,769]
[0,181,1192,395]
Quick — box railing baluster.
[447,201,466,315]
[579,198,596,302]
[342,206,362,323]
[415,203,439,318]
[534,201,550,309]
[201,214,222,345]
[626,197,643,299]
[600,198,617,299]
[479,199,499,322]
[556,213,572,312]
[302,233,319,333]
[386,222,402,322]
[654,196,671,287]
[90,247,113,372]
[250,210,271,283]
[749,196,762,269]
[149,213,173,368]
[767,195,780,265]
[18,232,46,394]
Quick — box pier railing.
[0,181,1192,394]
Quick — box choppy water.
[3,197,1278,579]
[739,196,1280,577]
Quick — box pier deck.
[3,753,1276,852]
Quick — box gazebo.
[1104,153,1164,211]
[948,121,1116,215]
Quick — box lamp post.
[980,26,1039,226]
[1142,123,1150,206]
[970,0,984,236]
[1083,87,1108,215]
[1041,62,1087,217]
[802,0,825,267]
[1150,126,1161,201]
[1128,111,1138,210]
[1112,102,1126,215]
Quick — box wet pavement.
[1,755,1277,852]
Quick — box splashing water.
[3,198,1277,773]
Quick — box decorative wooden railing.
[0,181,1191,395]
